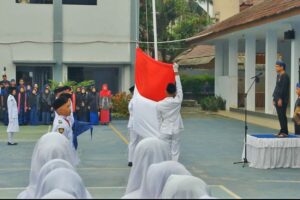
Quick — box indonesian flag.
[133,48,175,138]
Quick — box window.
[16,0,97,5]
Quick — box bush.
[181,74,214,95]
[200,96,226,112]
[111,92,131,117]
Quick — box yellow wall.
[213,0,241,22]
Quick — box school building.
[0,0,139,94]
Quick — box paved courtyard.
[0,111,300,199]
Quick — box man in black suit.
[273,61,290,137]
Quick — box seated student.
[40,189,76,199]
[35,159,75,195]
[161,175,212,199]
[52,95,74,148]
[18,159,75,200]
[123,138,171,198]
[139,161,191,199]
[17,132,79,199]
[35,168,92,199]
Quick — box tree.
[139,0,210,62]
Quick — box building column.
[290,24,300,117]
[62,64,68,82]
[53,0,63,82]
[245,35,256,111]
[228,38,238,108]
[130,0,139,85]
[215,41,224,97]
[265,30,278,114]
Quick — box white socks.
[7,132,14,144]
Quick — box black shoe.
[128,162,133,167]
[7,142,18,145]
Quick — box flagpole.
[152,0,158,60]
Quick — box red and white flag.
[133,48,175,138]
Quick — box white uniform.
[128,97,140,163]
[54,99,74,127]
[52,115,74,148]
[156,75,184,161]
[7,94,19,143]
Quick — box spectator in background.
[40,87,52,125]
[76,87,89,122]
[2,82,9,125]
[18,79,26,92]
[1,74,9,85]
[17,86,28,125]
[88,86,99,125]
[28,89,40,125]
[99,84,112,125]
[10,79,17,87]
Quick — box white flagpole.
[152,0,158,60]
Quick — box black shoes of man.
[7,142,18,145]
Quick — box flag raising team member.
[127,86,139,167]
[52,95,74,149]
[156,63,184,161]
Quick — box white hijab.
[35,168,92,199]
[139,161,192,199]
[124,138,171,197]
[34,159,75,197]
[161,175,211,199]
[41,189,76,199]
[17,132,79,199]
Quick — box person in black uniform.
[273,61,290,137]
[77,87,89,122]
[88,86,99,125]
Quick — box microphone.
[251,72,263,79]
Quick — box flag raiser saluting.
[133,48,176,138]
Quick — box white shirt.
[52,115,73,144]
[7,94,19,133]
[127,98,135,129]
[156,75,184,135]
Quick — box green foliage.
[48,80,95,91]
[111,92,131,117]
[139,0,211,62]
[200,96,226,112]
[181,74,214,94]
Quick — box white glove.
[173,63,179,73]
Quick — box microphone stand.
[234,76,260,168]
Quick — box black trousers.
[275,103,288,134]
[295,123,300,135]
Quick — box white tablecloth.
[243,134,300,169]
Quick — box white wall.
[0,0,53,78]
[0,0,133,86]
[63,0,132,63]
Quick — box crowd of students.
[0,75,112,126]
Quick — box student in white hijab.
[35,168,92,199]
[41,189,76,199]
[17,132,79,199]
[140,161,192,199]
[123,138,171,198]
[161,175,211,199]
